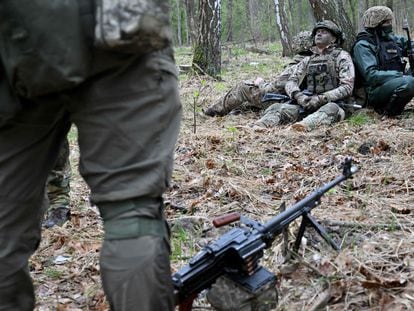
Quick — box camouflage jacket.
[255,54,307,94]
[285,46,355,102]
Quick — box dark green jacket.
[352,29,409,95]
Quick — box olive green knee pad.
[98,197,168,240]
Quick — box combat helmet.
[312,20,344,45]
[291,31,313,54]
[362,6,394,28]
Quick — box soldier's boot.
[292,102,345,131]
[44,183,71,228]
[381,93,408,116]
[43,205,71,228]
[204,91,243,117]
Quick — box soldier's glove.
[294,92,311,107]
[302,95,328,110]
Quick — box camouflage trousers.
[46,137,71,210]
[256,102,345,129]
[207,81,281,115]
[207,275,278,311]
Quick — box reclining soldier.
[255,20,355,131]
[204,31,313,117]
[352,6,414,116]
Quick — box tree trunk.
[347,0,358,34]
[287,0,297,35]
[248,0,261,43]
[192,0,222,78]
[184,0,198,46]
[357,0,368,31]
[226,0,233,42]
[176,0,183,46]
[273,0,293,56]
[308,0,356,52]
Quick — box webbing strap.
[103,216,167,240]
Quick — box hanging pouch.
[94,0,173,54]
[0,1,90,98]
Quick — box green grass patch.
[43,268,63,279]
[346,112,373,127]
[171,225,196,262]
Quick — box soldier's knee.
[319,102,345,121]
[401,76,414,95]
[98,197,168,240]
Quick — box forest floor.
[32,44,414,310]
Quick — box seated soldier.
[255,20,355,131]
[352,6,414,116]
[204,31,313,117]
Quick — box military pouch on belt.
[0,1,90,98]
[94,0,173,54]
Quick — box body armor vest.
[305,49,341,94]
[377,38,406,72]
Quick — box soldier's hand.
[302,95,323,110]
[294,92,311,107]
[254,77,265,86]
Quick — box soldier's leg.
[255,103,301,127]
[98,199,173,311]
[0,96,70,310]
[204,82,263,116]
[369,76,414,116]
[44,137,72,228]
[292,102,345,131]
[71,49,181,310]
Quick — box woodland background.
[32,0,414,310]
[168,0,414,76]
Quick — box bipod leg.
[305,213,340,251]
[293,215,308,253]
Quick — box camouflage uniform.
[256,21,355,131]
[207,275,278,311]
[352,6,414,116]
[0,1,180,310]
[44,137,71,228]
[204,31,313,116]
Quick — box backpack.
[94,0,172,54]
[0,1,91,98]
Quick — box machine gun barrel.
[262,163,358,238]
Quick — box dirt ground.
[32,46,414,310]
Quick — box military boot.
[204,90,243,117]
[381,93,407,116]
[43,206,71,228]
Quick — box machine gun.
[173,158,358,310]
[261,91,362,110]
[261,93,291,103]
[403,19,414,76]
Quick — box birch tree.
[274,0,293,56]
